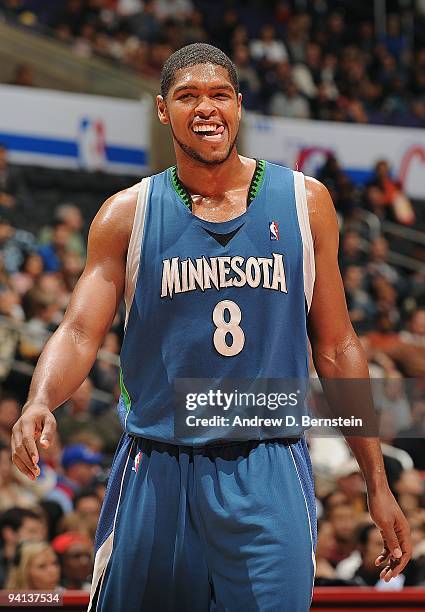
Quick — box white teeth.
[193,124,218,133]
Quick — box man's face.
[157,63,242,166]
[18,517,46,543]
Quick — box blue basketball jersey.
[118,161,315,444]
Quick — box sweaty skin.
[11,62,411,583]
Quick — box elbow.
[311,333,365,377]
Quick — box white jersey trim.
[293,171,315,312]
[124,177,151,329]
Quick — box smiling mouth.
[192,124,225,140]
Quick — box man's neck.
[175,149,248,197]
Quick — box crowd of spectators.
[1,0,425,126]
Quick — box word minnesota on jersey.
[161,254,287,299]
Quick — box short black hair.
[0,507,42,546]
[160,43,239,99]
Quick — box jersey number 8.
[212,300,245,357]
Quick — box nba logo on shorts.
[132,451,142,473]
[269,220,279,240]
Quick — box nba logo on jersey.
[132,451,142,473]
[269,220,279,240]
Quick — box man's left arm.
[305,176,411,581]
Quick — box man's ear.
[157,95,169,125]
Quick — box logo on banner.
[269,220,279,240]
[78,117,106,171]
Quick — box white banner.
[0,85,151,175]
[243,112,425,199]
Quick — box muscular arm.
[306,177,411,580]
[11,184,138,477]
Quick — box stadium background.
[0,0,424,608]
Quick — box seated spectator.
[19,287,61,362]
[73,490,101,540]
[46,444,102,514]
[394,401,425,470]
[327,501,358,565]
[250,24,288,65]
[394,469,425,515]
[0,507,46,588]
[315,520,337,580]
[0,395,19,446]
[0,216,36,275]
[0,145,31,211]
[38,220,72,273]
[39,203,86,258]
[10,252,43,296]
[0,441,37,512]
[368,160,415,225]
[343,265,376,334]
[5,541,61,591]
[269,79,310,118]
[339,230,367,271]
[52,532,93,590]
[353,524,393,586]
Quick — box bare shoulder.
[304,175,339,245]
[89,182,140,254]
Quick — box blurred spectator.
[52,532,93,590]
[0,145,31,211]
[39,204,86,258]
[0,441,37,512]
[10,252,43,296]
[90,332,120,394]
[368,160,415,225]
[344,266,376,334]
[46,444,102,514]
[0,395,20,445]
[38,220,71,273]
[19,287,61,362]
[339,230,367,271]
[5,541,61,590]
[56,379,96,446]
[327,502,358,565]
[0,216,36,275]
[394,400,425,470]
[0,507,46,588]
[73,489,101,539]
[250,24,288,64]
[269,79,310,119]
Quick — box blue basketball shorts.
[88,434,317,612]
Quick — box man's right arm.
[11,184,139,480]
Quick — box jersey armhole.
[293,171,315,312]
[124,176,151,328]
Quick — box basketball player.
[11,44,411,611]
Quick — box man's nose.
[194,95,216,117]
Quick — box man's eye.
[179,93,195,100]
[214,93,229,99]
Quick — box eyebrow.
[173,84,235,95]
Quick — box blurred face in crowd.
[52,223,71,249]
[67,462,99,488]
[342,231,360,256]
[410,310,425,336]
[0,447,13,485]
[62,541,93,584]
[370,237,389,262]
[18,517,46,543]
[157,63,242,166]
[70,379,93,414]
[329,504,357,541]
[344,266,363,291]
[23,253,43,277]
[0,397,20,432]
[360,526,383,572]
[28,547,60,590]
[75,494,101,527]
[316,521,337,560]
